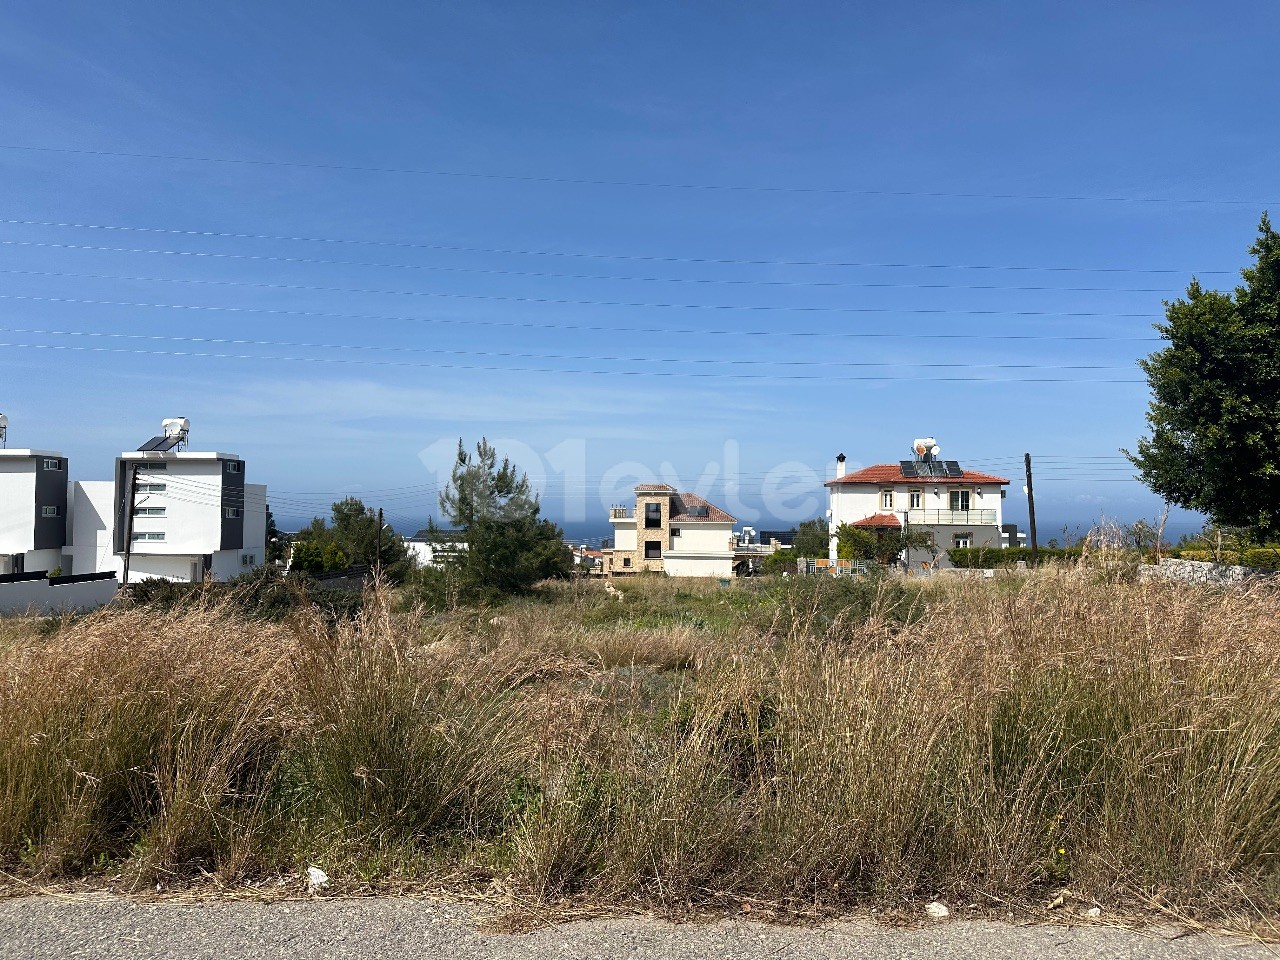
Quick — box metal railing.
[905,508,997,525]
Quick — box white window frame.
[909,489,922,510]
[41,505,60,518]
[133,506,166,517]
[130,531,165,542]
[224,507,241,519]
[136,462,168,472]
[954,533,973,549]
[949,489,971,512]
[43,458,63,471]
[880,488,894,510]
[136,483,167,494]
[225,461,243,474]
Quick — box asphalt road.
[0,896,1271,960]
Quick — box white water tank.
[162,417,190,440]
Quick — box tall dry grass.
[0,570,1278,921]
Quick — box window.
[949,489,971,512]
[880,489,894,510]
[644,502,662,529]
[953,533,973,549]
[42,458,63,471]
[133,507,166,517]
[131,532,165,542]
[136,483,167,494]
[671,528,681,537]
[622,557,632,568]
[909,489,922,510]
[41,505,60,518]
[224,507,241,519]
[644,540,662,559]
[241,553,256,567]
[225,461,243,474]
[136,462,167,472]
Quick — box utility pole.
[1024,452,1039,566]
[376,507,383,581]
[121,463,139,586]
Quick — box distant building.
[602,484,736,578]
[404,528,467,568]
[0,447,69,576]
[65,419,267,583]
[826,437,1010,569]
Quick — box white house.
[0,448,70,575]
[826,438,1010,568]
[602,484,736,578]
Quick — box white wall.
[669,522,733,554]
[611,519,637,551]
[68,481,118,577]
[0,460,36,555]
[663,553,734,578]
[828,481,1006,560]
[0,576,118,615]
[130,462,226,556]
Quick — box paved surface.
[0,896,1272,960]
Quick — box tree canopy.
[293,496,409,580]
[1128,215,1280,538]
[427,438,571,601]
[791,518,830,558]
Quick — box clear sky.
[0,1,1275,541]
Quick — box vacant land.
[1,567,1278,932]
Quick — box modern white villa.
[0,416,268,587]
[826,437,1010,568]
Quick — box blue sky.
[0,1,1275,540]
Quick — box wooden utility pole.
[376,507,384,580]
[1024,452,1039,566]
[121,463,139,585]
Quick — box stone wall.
[1139,557,1276,587]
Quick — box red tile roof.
[851,513,902,529]
[826,464,1010,486]
[670,492,737,523]
[635,483,676,493]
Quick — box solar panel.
[945,461,963,478]
[900,460,918,477]
[137,435,181,452]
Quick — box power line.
[0,274,1162,318]
[1,143,1272,206]
[0,326,1141,372]
[0,291,1163,342]
[0,216,1239,275]
[0,340,1147,383]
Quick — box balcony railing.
[905,508,997,526]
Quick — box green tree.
[264,507,287,565]
[834,523,876,561]
[293,497,410,580]
[791,518,830,558]
[431,438,571,600]
[1128,215,1280,539]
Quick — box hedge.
[947,546,1083,568]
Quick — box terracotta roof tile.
[851,513,902,529]
[635,483,676,493]
[826,464,1010,486]
[670,492,737,523]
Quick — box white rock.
[306,866,329,891]
[925,901,950,919]
[1082,906,1102,918]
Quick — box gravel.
[0,895,1271,960]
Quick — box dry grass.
[1,568,1278,927]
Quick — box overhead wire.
[1,143,1273,206]
[0,216,1239,275]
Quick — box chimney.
[835,452,847,479]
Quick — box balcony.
[905,509,997,526]
[609,506,633,520]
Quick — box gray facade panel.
[220,459,245,551]
[33,456,68,551]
